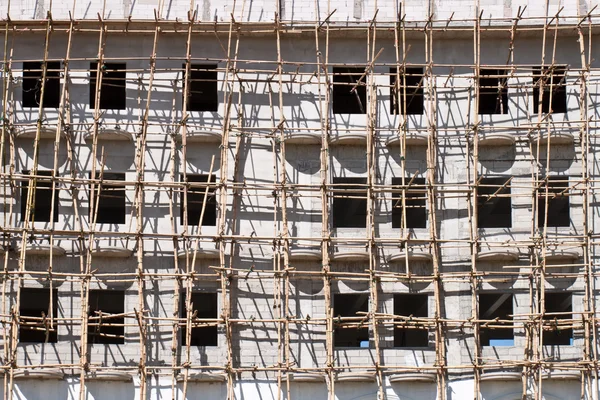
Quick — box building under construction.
[0,0,597,399]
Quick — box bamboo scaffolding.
[0,2,598,400]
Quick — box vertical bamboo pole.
[78,18,107,400]
[133,17,161,400]
[10,15,53,400]
[170,8,196,398]
[0,14,14,400]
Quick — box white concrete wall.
[0,1,598,399]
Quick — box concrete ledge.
[542,370,580,380]
[288,248,322,261]
[387,251,433,263]
[329,133,368,146]
[544,250,581,263]
[386,132,429,147]
[13,369,64,380]
[330,251,370,262]
[85,371,133,382]
[177,248,220,259]
[287,372,326,382]
[478,132,516,146]
[476,249,520,262]
[284,132,322,145]
[17,244,66,257]
[16,126,64,140]
[335,371,376,383]
[89,246,133,258]
[533,131,575,145]
[388,372,436,383]
[176,372,227,382]
[84,128,134,142]
[176,130,222,143]
[480,371,522,382]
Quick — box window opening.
[390,67,424,115]
[88,290,125,345]
[479,293,514,346]
[533,66,567,114]
[538,177,569,228]
[332,177,367,228]
[21,170,59,223]
[22,61,61,108]
[332,67,367,114]
[19,288,58,343]
[543,293,572,345]
[181,292,218,346]
[334,293,369,348]
[394,294,428,347]
[392,177,426,229]
[180,174,217,226]
[184,64,218,112]
[90,62,126,110]
[477,177,512,228]
[91,172,126,224]
[478,69,508,114]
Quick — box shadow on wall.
[174,382,227,399]
[14,380,69,400]
[85,381,135,400]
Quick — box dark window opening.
[332,177,367,228]
[184,64,218,112]
[90,172,126,224]
[477,177,512,228]
[538,177,569,228]
[479,69,508,115]
[20,170,59,223]
[19,288,58,343]
[90,62,126,110]
[394,294,428,348]
[180,174,217,226]
[332,67,367,114]
[181,292,218,347]
[533,66,567,114]
[88,290,125,345]
[390,67,424,115]
[334,293,369,348]
[22,61,61,108]
[543,293,572,345]
[391,177,426,229]
[479,293,514,346]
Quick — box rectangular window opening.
[332,67,367,114]
[88,290,125,345]
[394,294,428,348]
[90,172,126,224]
[391,177,426,229]
[479,293,514,346]
[333,293,369,348]
[19,288,58,343]
[184,64,218,112]
[478,69,508,115]
[533,66,567,114]
[180,292,218,347]
[543,293,572,346]
[22,61,61,108]
[390,67,424,115]
[538,177,570,228]
[477,177,512,228]
[20,170,59,223]
[90,62,126,110]
[180,174,217,226]
[332,177,367,228]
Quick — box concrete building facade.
[0,0,598,399]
